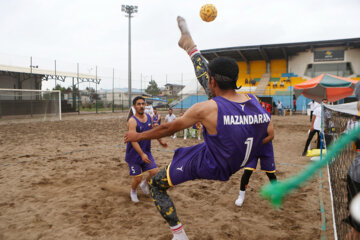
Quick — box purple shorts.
[244,142,275,172]
[167,143,230,186]
[126,153,157,176]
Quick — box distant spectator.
[165,108,177,138]
[250,79,256,86]
[191,122,202,140]
[272,101,277,115]
[145,101,154,117]
[261,101,266,109]
[293,98,297,112]
[153,107,161,127]
[322,99,334,147]
[308,100,319,122]
[277,100,283,116]
[266,102,271,114]
[302,100,325,156]
[179,112,188,139]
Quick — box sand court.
[0,113,335,240]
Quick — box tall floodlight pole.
[122,5,138,108]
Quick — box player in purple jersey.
[124,17,270,240]
[125,96,167,203]
[235,122,277,207]
[153,107,161,127]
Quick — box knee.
[148,168,159,178]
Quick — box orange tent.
[294,73,358,102]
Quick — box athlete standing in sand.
[125,96,167,203]
[125,17,271,240]
[235,121,277,207]
[153,107,161,127]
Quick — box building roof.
[0,64,100,84]
[164,83,185,87]
[201,37,360,62]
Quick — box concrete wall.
[288,47,360,77]
[346,48,360,75]
[0,72,42,96]
[288,50,313,77]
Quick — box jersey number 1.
[241,137,253,167]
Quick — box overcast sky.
[0,0,359,90]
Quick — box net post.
[58,90,62,121]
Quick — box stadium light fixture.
[121,5,138,107]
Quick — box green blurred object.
[260,126,360,208]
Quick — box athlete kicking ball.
[124,16,271,240]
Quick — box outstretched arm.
[125,102,207,142]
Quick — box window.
[305,62,353,77]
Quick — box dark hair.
[169,108,173,111]
[208,57,240,90]
[133,96,145,105]
[153,107,157,110]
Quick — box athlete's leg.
[131,175,142,190]
[235,169,253,207]
[184,128,188,140]
[316,130,321,149]
[149,168,179,226]
[130,175,142,203]
[303,130,317,156]
[139,168,159,195]
[149,167,188,239]
[146,168,159,182]
[240,169,254,191]
[177,16,212,99]
[266,172,277,183]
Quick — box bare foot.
[177,16,196,54]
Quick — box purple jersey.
[153,114,161,125]
[125,114,157,175]
[167,94,271,185]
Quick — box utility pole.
[121,5,138,108]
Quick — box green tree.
[86,87,100,103]
[145,80,160,96]
[53,84,77,95]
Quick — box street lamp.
[121,5,138,108]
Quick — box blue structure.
[173,95,208,109]
[172,92,337,113]
[281,73,298,78]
